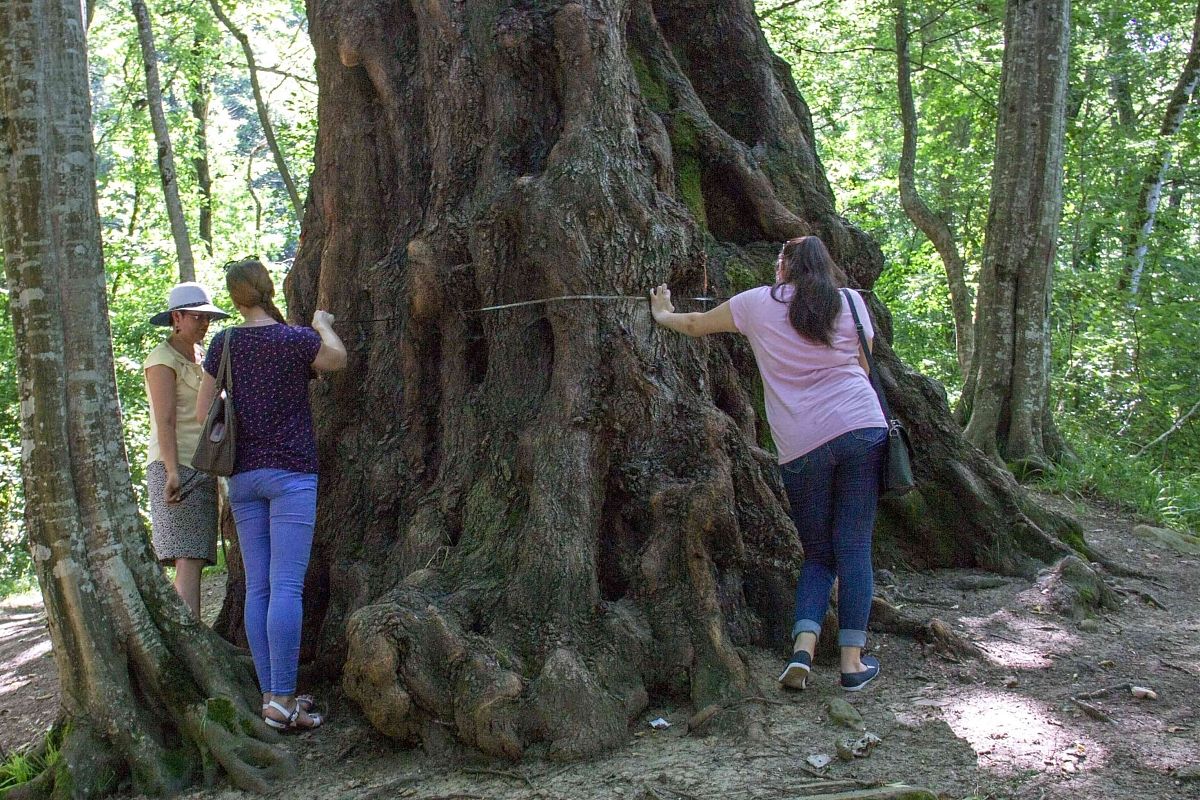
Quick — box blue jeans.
[780,427,886,648]
[228,468,318,696]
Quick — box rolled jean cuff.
[839,629,867,648]
[791,619,822,640]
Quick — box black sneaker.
[840,655,881,691]
[778,650,812,689]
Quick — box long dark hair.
[769,236,848,346]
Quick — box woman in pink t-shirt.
[650,236,886,692]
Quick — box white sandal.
[262,693,315,714]
[263,699,324,731]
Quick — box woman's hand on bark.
[312,310,335,331]
[649,284,675,319]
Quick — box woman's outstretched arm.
[649,284,738,337]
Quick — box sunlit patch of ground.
[938,689,1107,776]
[959,608,1081,669]
[0,637,51,674]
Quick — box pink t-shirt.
[729,285,885,463]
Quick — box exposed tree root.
[1030,555,1120,620]
[869,598,986,660]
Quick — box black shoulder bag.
[192,329,237,476]
[842,289,917,498]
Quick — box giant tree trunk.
[960,0,1071,469]
[256,0,1080,760]
[0,0,288,794]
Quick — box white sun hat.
[149,282,231,326]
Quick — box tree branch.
[1135,396,1200,457]
[895,0,973,377]
[207,0,304,222]
[757,0,807,21]
[224,60,317,86]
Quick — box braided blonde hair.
[225,259,287,324]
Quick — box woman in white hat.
[144,281,230,617]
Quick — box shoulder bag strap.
[216,328,233,397]
[842,288,894,421]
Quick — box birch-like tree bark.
[960,0,1071,468]
[208,0,303,222]
[895,0,974,378]
[190,28,214,255]
[1121,0,1200,297]
[0,0,288,793]
[131,0,196,280]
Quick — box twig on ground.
[979,629,1023,644]
[1074,682,1132,700]
[890,593,960,609]
[1071,698,1114,723]
[770,778,874,792]
[1115,585,1167,610]
[1158,659,1198,677]
[461,767,534,789]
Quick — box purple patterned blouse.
[203,324,323,475]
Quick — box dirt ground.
[2,492,1198,799]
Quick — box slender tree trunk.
[247,0,1080,760]
[895,0,974,378]
[130,0,195,280]
[1121,0,1200,297]
[0,0,288,793]
[190,30,214,255]
[207,0,303,223]
[960,0,1071,469]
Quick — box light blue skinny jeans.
[227,467,317,696]
[780,427,886,648]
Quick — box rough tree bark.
[895,0,974,378]
[1120,0,1200,297]
[208,0,304,223]
[190,28,215,255]
[0,0,289,794]
[959,0,1071,469]
[223,0,1083,760]
[130,0,196,281]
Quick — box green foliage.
[759,0,1200,531]
[1034,423,1200,532]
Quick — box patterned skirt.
[147,461,219,565]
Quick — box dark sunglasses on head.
[223,257,262,271]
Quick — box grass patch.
[1032,430,1200,533]
[0,727,62,793]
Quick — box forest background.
[0,0,1196,596]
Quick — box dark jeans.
[780,427,886,648]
